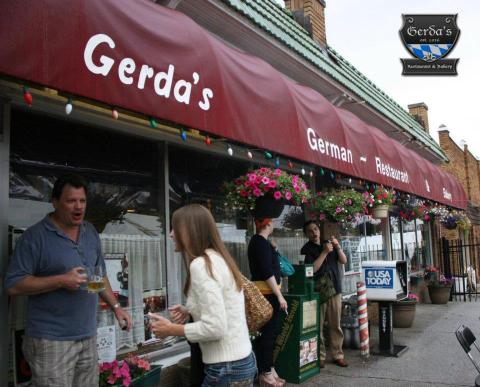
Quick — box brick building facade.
[438,128,480,243]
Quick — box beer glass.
[87,265,105,293]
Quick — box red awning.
[0,0,467,208]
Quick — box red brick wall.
[285,0,327,46]
[465,146,480,204]
[438,130,468,194]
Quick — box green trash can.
[273,264,321,384]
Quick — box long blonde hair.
[171,204,243,295]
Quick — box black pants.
[253,293,281,373]
[189,341,205,387]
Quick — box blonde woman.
[149,204,256,386]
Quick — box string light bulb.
[180,129,187,141]
[288,160,293,169]
[301,168,306,175]
[23,86,32,107]
[247,150,253,159]
[309,171,314,177]
[149,118,157,128]
[205,135,212,145]
[227,145,233,156]
[112,108,119,120]
[65,98,73,115]
[275,157,280,168]
[264,151,273,159]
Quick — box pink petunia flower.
[262,177,270,185]
[319,213,326,220]
[274,168,282,176]
[285,191,292,200]
[273,191,282,200]
[253,188,262,197]
[268,180,277,188]
[248,173,257,182]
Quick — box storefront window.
[8,110,166,352]
[357,219,385,262]
[168,147,307,283]
[168,146,251,288]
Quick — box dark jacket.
[300,241,342,294]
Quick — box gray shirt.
[5,216,106,340]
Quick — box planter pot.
[373,204,389,219]
[250,195,285,218]
[130,365,162,387]
[428,284,452,304]
[392,300,416,328]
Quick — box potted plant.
[305,188,366,227]
[363,186,396,219]
[99,354,161,387]
[223,167,311,218]
[393,293,418,328]
[426,273,453,305]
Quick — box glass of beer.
[87,265,105,293]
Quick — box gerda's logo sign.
[400,14,460,75]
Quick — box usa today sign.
[365,268,394,289]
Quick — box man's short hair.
[51,173,88,200]
[303,220,319,234]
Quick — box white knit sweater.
[183,249,252,364]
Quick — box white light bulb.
[65,102,72,115]
[228,146,233,156]
[112,109,119,120]
[309,171,313,177]
[301,168,306,175]
[247,151,253,159]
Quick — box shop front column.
[0,98,11,386]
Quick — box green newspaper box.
[273,264,321,384]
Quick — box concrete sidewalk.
[294,300,480,386]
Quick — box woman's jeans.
[202,351,257,386]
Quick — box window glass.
[359,218,385,261]
[9,110,166,352]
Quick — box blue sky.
[325,1,480,158]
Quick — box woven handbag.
[241,275,273,332]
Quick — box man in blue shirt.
[5,173,132,386]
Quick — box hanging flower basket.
[250,195,285,218]
[372,204,389,219]
[305,188,366,227]
[223,167,311,218]
[364,186,395,219]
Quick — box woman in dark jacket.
[248,218,288,387]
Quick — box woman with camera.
[301,220,348,369]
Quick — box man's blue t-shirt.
[5,216,106,340]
